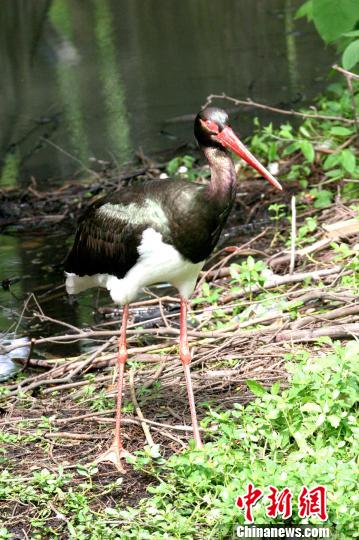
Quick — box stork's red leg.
[179,298,203,449]
[95,304,134,471]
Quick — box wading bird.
[64,107,282,471]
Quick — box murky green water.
[0,0,334,368]
[0,232,99,357]
[0,0,333,185]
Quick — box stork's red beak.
[215,126,283,191]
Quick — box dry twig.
[129,368,155,448]
[203,92,355,124]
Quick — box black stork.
[64,107,282,471]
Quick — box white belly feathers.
[65,228,204,305]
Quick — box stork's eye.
[200,119,220,134]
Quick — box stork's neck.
[203,146,237,207]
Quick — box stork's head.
[194,107,282,191]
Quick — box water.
[0,0,334,367]
[0,0,333,185]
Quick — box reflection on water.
[0,0,334,343]
[49,0,91,166]
[0,0,333,184]
[0,232,100,356]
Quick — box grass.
[122,341,358,540]
[0,341,358,539]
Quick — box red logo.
[236,484,328,523]
[298,485,328,521]
[236,483,263,523]
[266,486,293,519]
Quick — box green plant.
[138,380,162,400]
[296,216,318,245]
[280,123,316,163]
[284,214,318,249]
[230,256,268,300]
[331,242,359,289]
[331,241,354,261]
[268,203,287,244]
[268,203,287,223]
[118,340,358,539]
[192,282,221,305]
[248,85,359,202]
[323,147,357,181]
[250,121,279,161]
[166,155,200,181]
[286,163,311,186]
[296,0,359,70]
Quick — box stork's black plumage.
[64,107,282,471]
[65,177,231,277]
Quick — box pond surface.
[0,0,333,185]
[0,0,334,365]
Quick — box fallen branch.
[290,303,359,330]
[9,409,205,433]
[276,323,359,342]
[1,332,176,355]
[45,432,108,440]
[270,218,359,268]
[94,415,206,433]
[222,266,342,304]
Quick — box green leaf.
[330,126,353,137]
[312,0,359,43]
[340,149,356,174]
[299,126,312,138]
[300,140,315,162]
[342,30,359,38]
[283,142,301,156]
[325,168,344,179]
[268,142,278,161]
[279,124,294,139]
[246,256,255,271]
[342,40,359,70]
[306,217,317,232]
[229,264,240,280]
[323,154,340,170]
[271,382,281,395]
[293,431,314,455]
[310,188,333,208]
[295,0,313,21]
[201,282,211,297]
[246,380,266,397]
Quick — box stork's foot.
[94,442,135,473]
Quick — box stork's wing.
[64,199,145,278]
